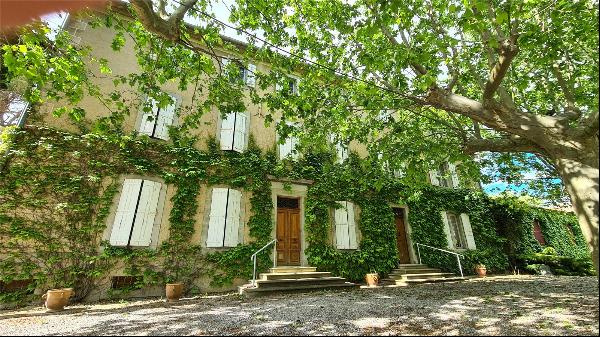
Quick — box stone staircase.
[382,264,466,286]
[239,266,358,296]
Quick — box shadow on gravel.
[4,276,599,336]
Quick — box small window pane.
[277,197,299,209]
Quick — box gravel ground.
[0,275,598,336]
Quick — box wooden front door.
[276,198,301,266]
[394,208,411,264]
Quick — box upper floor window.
[441,211,476,250]
[429,162,459,188]
[334,201,358,249]
[279,122,300,160]
[138,94,177,141]
[109,179,164,247]
[206,188,242,248]
[220,112,248,152]
[276,76,299,95]
[222,58,256,87]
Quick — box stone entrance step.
[240,266,358,296]
[382,264,466,286]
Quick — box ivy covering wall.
[0,126,593,306]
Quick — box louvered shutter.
[224,189,241,247]
[449,163,460,188]
[347,202,358,249]
[336,143,348,163]
[280,137,293,159]
[129,180,161,247]
[460,213,476,249]
[246,64,256,87]
[233,112,247,152]
[139,97,159,136]
[155,96,176,140]
[110,179,143,246]
[429,170,440,186]
[206,188,228,247]
[220,113,236,150]
[290,137,299,159]
[335,201,349,249]
[440,211,453,249]
[221,58,230,73]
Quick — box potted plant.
[365,270,379,287]
[42,289,69,312]
[165,269,184,302]
[165,282,183,302]
[474,263,487,277]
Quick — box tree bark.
[553,147,599,273]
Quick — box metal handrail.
[250,239,277,286]
[415,243,465,277]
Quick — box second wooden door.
[276,208,301,266]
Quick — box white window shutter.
[449,163,460,188]
[129,180,162,247]
[220,113,236,150]
[276,82,282,91]
[440,211,453,249]
[291,137,299,159]
[460,213,476,249]
[429,170,440,186]
[279,136,293,159]
[221,58,230,73]
[207,188,229,247]
[139,97,159,137]
[336,143,348,163]
[335,201,349,249]
[233,112,247,152]
[246,64,256,87]
[347,202,358,249]
[110,179,143,246]
[224,189,242,247]
[155,96,176,140]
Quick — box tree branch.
[482,39,519,101]
[552,63,581,119]
[463,136,539,154]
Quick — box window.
[276,76,299,95]
[279,122,300,160]
[429,162,459,188]
[446,212,467,249]
[220,112,248,152]
[533,220,546,245]
[138,94,177,141]
[222,58,256,87]
[279,135,299,159]
[441,211,476,250]
[336,143,348,163]
[109,179,163,247]
[335,201,358,249]
[206,188,242,248]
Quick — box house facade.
[1,9,590,303]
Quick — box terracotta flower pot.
[42,289,68,312]
[165,283,183,302]
[61,288,75,302]
[365,273,379,287]
[475,266,487,278]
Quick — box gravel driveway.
[1,275,598,336]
